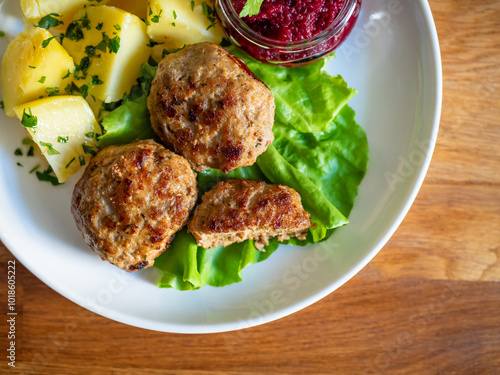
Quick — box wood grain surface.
[1,1,499,374]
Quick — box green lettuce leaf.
[273,105,369,217]
[154,229,202,290]
[232,50,357,133]
[156,228,279,289]
[198,238,279,287]
[256,145,348,242]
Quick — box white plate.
[0,0,441,333]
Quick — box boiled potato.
[147,0,223,49]
[106,0,148,19]
[21,0,110,30]
[1,27,75,117]
[13,96,101,183]
[63,5,149,103]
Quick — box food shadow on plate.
[134,265,161,285]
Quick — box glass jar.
[215,0,361,67]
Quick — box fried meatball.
[188,179,311,250]
[71,139,198,272]
[148,42,275,173]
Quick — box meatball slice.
[147,42,275,173]
[188,179,311,250]
[71,139,198,272]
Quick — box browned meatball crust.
[71,140,198,272]
[188,179,311,250]
[148,42,275,173]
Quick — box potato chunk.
[0,28,75,117]
[63,5,149,103]
[21,0,110,30]
[147,0,223,49]
[13,96,101,183]
[106,0,148,19]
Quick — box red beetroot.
[232,0,347,41]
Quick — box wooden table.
[1,1,499,374]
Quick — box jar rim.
[216,0,358,49]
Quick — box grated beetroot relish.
[216,0,361,66]
[232,0,347,42]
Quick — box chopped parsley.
[58,136,69,143]
[0,31,5,37]
[82,143,97,155]
[147,39,163,48]
[90,75,104,86]
[39,141,60,155]
[28,65,36,69]
[38,76,47,84]
[36,166,60,185]
[45,86,60,95]
[191,1,195,11]
[29,164,40,174]
[95,32,120,54]
[95,38,106,53]
[64,81,81,95]
[239,0,264,17]
[65,13,91,42]
[74,56,91,80]
[85,132,94,138]
[95,33,109,53]
[21,138,35,156]
[108,35,121,53]
[173,10,177,20]
[17,162,23,167]
[202,2,217,30]
[41,34,64,48]
[150,9,163,23]
[37,13,63,29]
[0,101,4,110]
[78,84,90,99]
[85,45,97,57]
[14,148,23,156]
[21,108,37,128]
[62,69,72,80]
[65,157,76,169]
[79,155,86,166]
[69,75,103,99]
[113,24,121,31]
[96,22,104,31]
